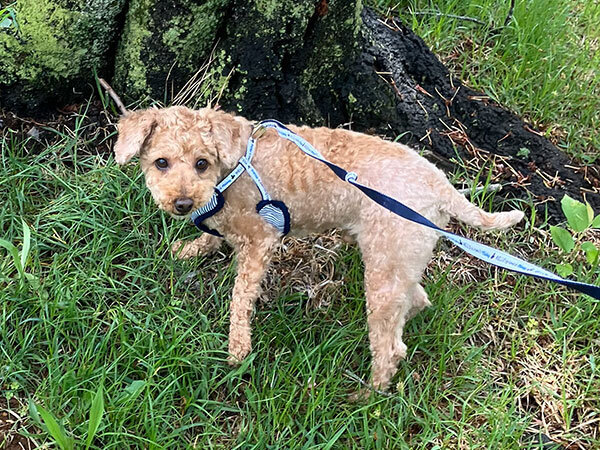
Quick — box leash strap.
[254,119,600,300]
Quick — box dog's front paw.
[172,235,222,260]
[227,341,251,366]
[171,240,195,259]
[227,354,244,366]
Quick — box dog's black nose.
[174,197,194,214]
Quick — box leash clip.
[251,124,267,139]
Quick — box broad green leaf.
[561,195,591,232]
[85,385,105,449]
[592,215,600,229]
[0,238,24,278]
[550,226,574,253]
[581,242,599,265]
[556,263,573,278]
[36,404,74,450]
[21,220,31,270]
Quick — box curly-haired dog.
[114,106,523,391]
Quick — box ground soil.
[0,396,36,450]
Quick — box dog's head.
[114,106,247,218]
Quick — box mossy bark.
[113,0,364,123]
[113,0,231,102]
[0,0,596,213]
[0,0,126,111]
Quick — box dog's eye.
[195,159,208,172]
[155,158,169,170]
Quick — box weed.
[550,195,600,277]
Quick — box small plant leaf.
[556,263,573,278]
[118,379,145,403]
[561,195,591,232]
[20,220,31,270]
[587,203,595,223]
[550,226,574,253]
[592,215,600,229]
[28,399,42,427]
[36,404,74,450]
[581,242,599,265]
[0,238,24,278]
[24,272,41,289]
[85,385,105,449]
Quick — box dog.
[113,106,524,391]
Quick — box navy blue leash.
[253,119,600,300]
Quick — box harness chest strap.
[190,130,290,237]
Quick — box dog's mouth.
[160,193,213,220]
[168,211,192,220]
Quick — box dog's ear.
[204,109,245,168]
[113,109,157,164]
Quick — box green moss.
[114,0,153,98]
[0,0,125,100]
[161,0,229,73]
[0,1,77,85]
[301,0,362,92]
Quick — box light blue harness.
[190,119,600,300]
[190,125,290,237]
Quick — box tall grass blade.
[20,220,31,270]
[36,404,74,450]
[85,384,105,449]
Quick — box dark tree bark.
[2,0,598,218]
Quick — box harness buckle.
[251,124,267,139]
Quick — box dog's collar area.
[190,124,291,236]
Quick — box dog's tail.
[441,184,524,230]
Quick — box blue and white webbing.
[190,131,290,236]
[253,119,600,300]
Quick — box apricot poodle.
[114,106,523,391]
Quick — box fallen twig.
[411,11,487,26]
[458,183,503,195]
[98,78,128,115]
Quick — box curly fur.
[114,106,524,391]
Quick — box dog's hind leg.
[358,222,414,390]
[362,263,410,390]
[406,284,431,321]
[358,210,438,391]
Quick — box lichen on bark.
[113,0,231,102]
[0,0,125,110]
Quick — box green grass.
[2,1,600,446]
[1,106,599,449]
[372,0,600,161]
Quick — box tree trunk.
[2,0,598,217]
[112,0,598,218]
[0,0,126,111]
